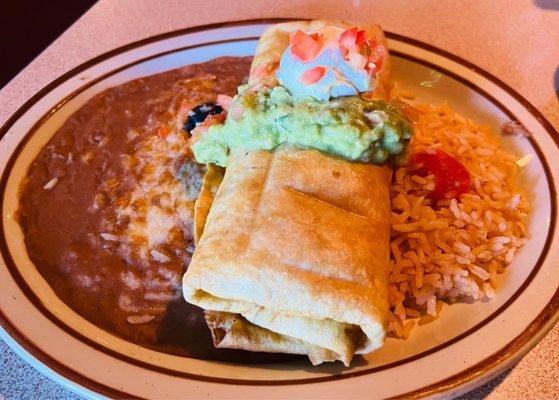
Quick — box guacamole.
[191,85,412,167]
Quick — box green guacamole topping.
[191,85,413,167]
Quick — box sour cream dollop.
[276,26,386,101]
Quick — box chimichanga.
[184,145,391,365]
[183,20,409,366]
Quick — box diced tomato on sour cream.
[299,66,327,85]
[289,30,324,63]
[338,27,386,74]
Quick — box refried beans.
[17,56,294,363]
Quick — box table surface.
[0,0,558,398]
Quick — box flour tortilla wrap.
[184,145,391,366]
[204,311,340,364]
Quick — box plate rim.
[0,18,558,399]
[2,35,556,386]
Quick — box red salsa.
[410,150,471,201]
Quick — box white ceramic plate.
[0,19,558,399]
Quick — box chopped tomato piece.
[299,66,327,85]
[290,30,323,63]
[339,28,384,73]
[410,150,471,201]
[355,29,366,46]
[158,126,169,139]
[189,113,226,145]
[348,51,367,70]
[216,94,233,111]
[339,27,358,49]
[339,27,366,51]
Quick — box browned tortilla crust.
[184,145,391,365]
